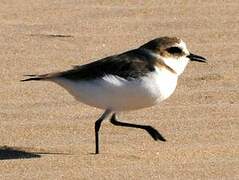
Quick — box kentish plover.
[22,37,207,154]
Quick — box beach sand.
[0,0,238,179]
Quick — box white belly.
[53,68,178,111]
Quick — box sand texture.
[0,0,238,179]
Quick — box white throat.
[163,57,189,75]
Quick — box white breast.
[53,67,178,111]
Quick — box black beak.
[187,53,207,63]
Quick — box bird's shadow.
[0,146,71,160]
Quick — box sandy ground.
[0,0,239,179]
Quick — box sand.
[0,0,238,179]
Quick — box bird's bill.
[187,53,207,63]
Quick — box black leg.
[94,110,111,154]
[110,113,166,141]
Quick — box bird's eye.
[166,47,182,54]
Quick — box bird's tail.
[20,74,50,82]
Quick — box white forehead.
[174,40,189,54]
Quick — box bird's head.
[140,37,207,75]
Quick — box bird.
[21,36,207,154]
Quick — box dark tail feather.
[21,75,46,82]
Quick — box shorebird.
[22,37,207,154]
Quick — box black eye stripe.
[166,47,182,54]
